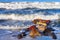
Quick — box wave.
[0,13,59,28]
[0,8,60,14]
[0,13,59,20]
[0,14,59,30]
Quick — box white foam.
[0,14,59,20]
[0,2,60,9]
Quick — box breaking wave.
[0,8,59,28]
[0,13,59,20]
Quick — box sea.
[0,5,60,40]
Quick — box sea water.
[0,4,60,40]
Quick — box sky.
[0,0,60,2]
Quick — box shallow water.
[0,29,60,40]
